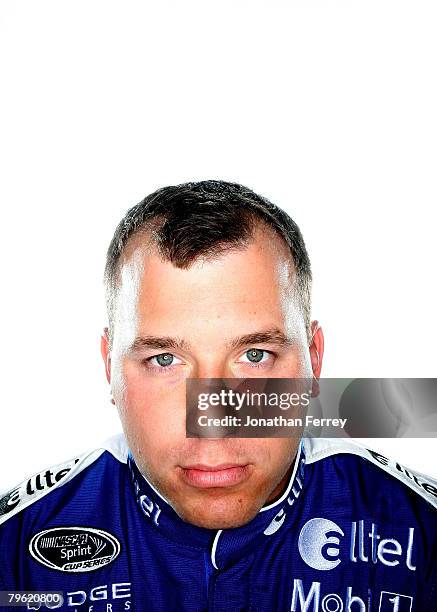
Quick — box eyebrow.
[128,327,294,354]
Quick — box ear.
[308,321,324,398]
[309,320,324,378]
[100,327,112,385]
[101,328,115,405]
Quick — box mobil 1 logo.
[290,581,414,612]
[379,592,412,612]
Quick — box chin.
[189,514,252,530]
[176,497,260,530]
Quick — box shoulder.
[303,437,437,513]
[0,432,129,526]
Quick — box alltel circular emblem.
[29,526,121,572]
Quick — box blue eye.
[142,353,182,373]
[239,348,275,368]
[152,353,174,367]
[245,349,266,363]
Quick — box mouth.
[179,463,251,488]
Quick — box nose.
[192,357,234,380]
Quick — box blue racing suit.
[0,433,436,611]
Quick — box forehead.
[110,226,303,353]
[117,228,296,319]
[116,223,296,300]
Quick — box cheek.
[234,438,294,469]
[258,439,297,469]
[271,349,312,380]
[118,363,187,443]
[124,361,185,401]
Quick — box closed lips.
[180,464,251,487]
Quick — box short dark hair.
[104,180,312,347]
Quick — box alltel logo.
[298,517,416,571]
[298,518,343,571]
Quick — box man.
[0,180,436,611]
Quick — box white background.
[0,1,436,492]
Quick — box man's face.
[101,226,323,529]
